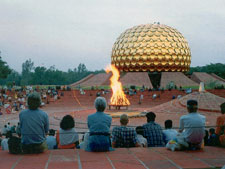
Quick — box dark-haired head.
[49,129,55,136]
[209,128,215,134]
[221,102,225,114]
[6,131,12,138]
[187,100,198,113]
[146,112,156,122]
[136,126,144,136]
[60,115,75,130]
[165,120,173,129]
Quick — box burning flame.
[105,65,130,106]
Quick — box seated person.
[19,92,49,154]
[86,97,112,152]
[112,114,140,148]
[215,102,225,147]
[79,131,89,150]
[46,129,57,149]
[204,130,209,146]
[142,112,165,147]
[163,120,178,144]
[56,115,79,149]
[207,128,217,146]
[179,100,205,150]
[152,94,157,99]
[1,131,12,151]
[1,125,8,136]
[136,126,147,147]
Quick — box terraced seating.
[0,147,224,169]
[191,72,225,85]
[70,74,94,87]
[75,73,111,87]
[210,73,225,83]
[120,72,153,88]
[178,91,225,112]
[160,72,198,88]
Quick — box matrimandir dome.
[111,23,191,72]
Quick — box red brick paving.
[0,148,224,169]
[1,90,225,168]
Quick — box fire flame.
[105,65,130,106]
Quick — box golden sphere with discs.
[111,23,191,72]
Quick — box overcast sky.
[0,0,224,72]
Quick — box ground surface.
[0,147,225,169]
[1,89,225,169]
[1,89,225,131]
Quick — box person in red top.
[215,102,225,146]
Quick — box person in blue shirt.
[19,92,49,154]
[142,112,165,147]
[86,97,112,152]
[46,129,57,149]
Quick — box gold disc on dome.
[111,23,191,72]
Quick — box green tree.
[22,59,34,76]
[78,63,87,73]
[21,59,34,85]
[32,66,47,85]
[0,56,11,79]
[188,63,225,79]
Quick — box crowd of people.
[0,86,61,115]
[0,92,224,154]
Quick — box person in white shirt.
[136,126,147,147]
[7,122,11,132]
[179,100,205,149]
[1,131,12,151]
[79,131,89,150]
[163,120,178,144]
[1,125,8,135]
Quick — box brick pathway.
[0,147,224,169]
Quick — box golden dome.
[111,23,191,72]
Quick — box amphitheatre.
[1,23,225,169]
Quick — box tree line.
[0,56,224,86]
[188,63,225,79]
[0,58,104,86]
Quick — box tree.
[22,59,34,76]
[0,56,11,79]
[188,63,225,79]
[21,59,34,85]
[77,63,87,73]
[32,66,47,85]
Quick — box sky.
[0,0,224,72]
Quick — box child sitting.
[1,131,12,151]
[46,129,57,150]
[163,120,178,144]
[208,128,217,146]
[136,126,147,147]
